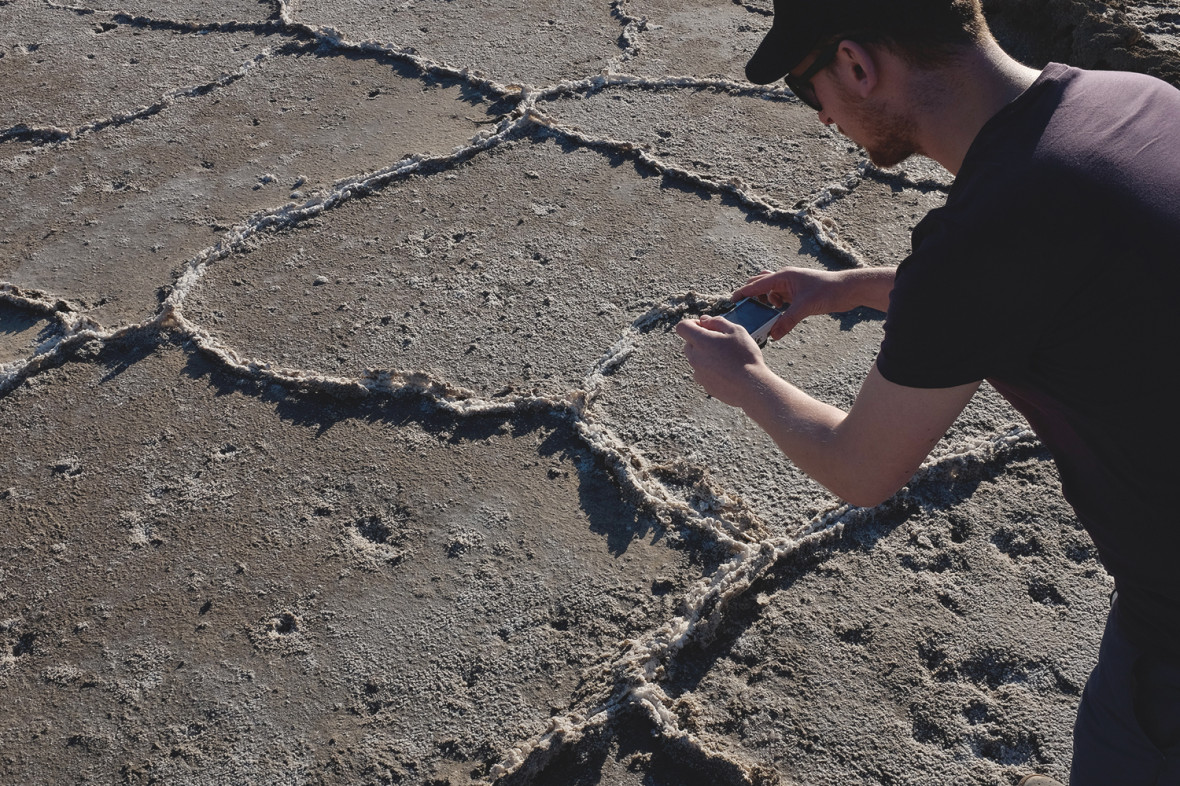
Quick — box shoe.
[1017,777,1064,786]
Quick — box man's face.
[795,44,921,169]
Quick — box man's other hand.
[734,266,896,340]
[675,314,769,408]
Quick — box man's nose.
[819,110,834,126]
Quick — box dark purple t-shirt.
[877,64,1180,659]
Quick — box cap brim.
[745,26,790,84]
[745,17,823,85]
[745,24,807,84]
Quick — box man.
[675,1,1180,783]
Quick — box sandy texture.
[2,1,1177,784]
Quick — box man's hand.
[734,266,896,340]
[674,315,770,408]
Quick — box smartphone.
[721,298,782,347]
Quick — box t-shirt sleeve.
[876,212,1035,389]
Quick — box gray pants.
[1071,598,1180,785]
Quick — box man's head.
[745,0,991,85]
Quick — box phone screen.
[724,299,780,335]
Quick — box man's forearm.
[733,359,978,508]
[838,266,896,313]
[739,366,868,504]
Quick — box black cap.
[745,0,883,84]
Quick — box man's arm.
[676,316,978,507]
[734,266,897,339]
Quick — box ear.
[832,39,879,99]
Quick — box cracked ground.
[3,0,1179,784]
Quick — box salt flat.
[2,1,1177,783]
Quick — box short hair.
[746,0,996,84]
[846,0,993,67]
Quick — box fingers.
[769,312,800,341]
[676,317,733,351]
[674,318,701,345]
[733,269,778,297]
[732,277,772,300]
[734,268,802,303]
[680,315,738,335]
[768,299,813,340]
[676,316,749,363]
[698,313,736,328]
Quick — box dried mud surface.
[2,1,1176,784]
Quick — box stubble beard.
[850,98,922,169]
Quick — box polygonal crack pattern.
[3,0,1170,784]
[0,340,720,783]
